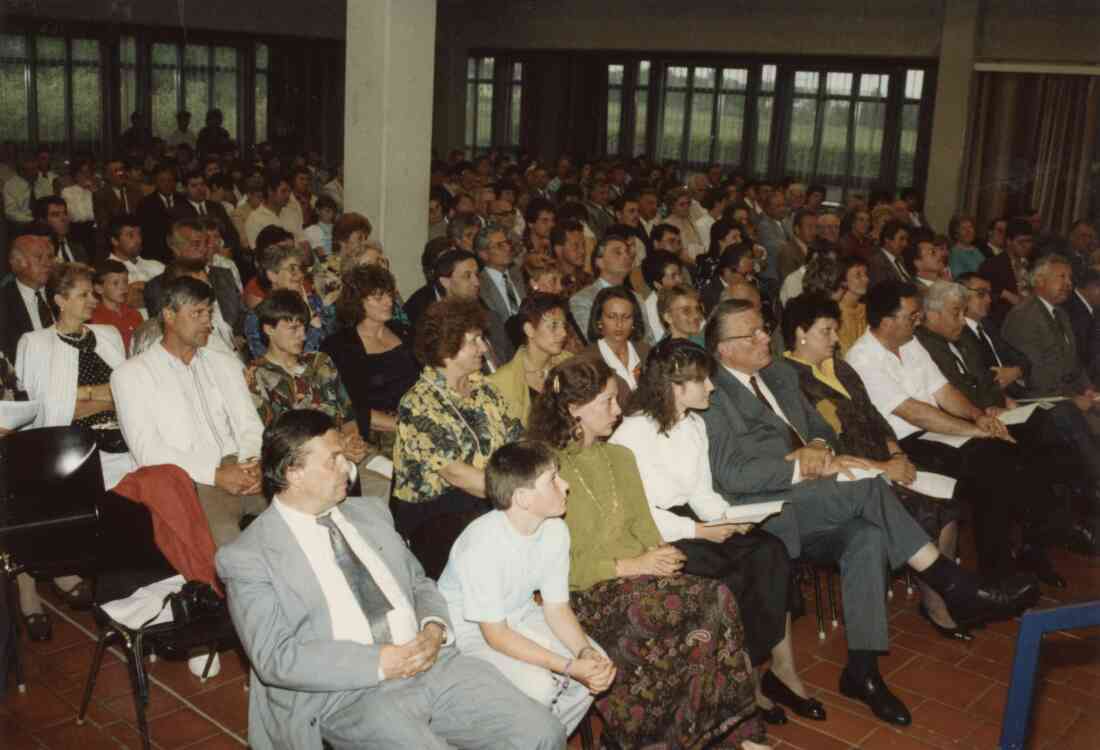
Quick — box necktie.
[316,513,393,644]
[976,323,1003,367]
[504,276,519,313]
[948,343,969,374]
[121,189,129,213]
[60,239,72,262]
[35,289,54,328]
[1048,306,1069,344]
[196,202,206,216]
[749,375,804,448]
[893,256,911,281]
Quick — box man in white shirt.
[216,409,564,750]
[107,214,164,311]
[112,276,266,546]
[165,111,196,150]
[846,280,1056,586]
[693,187,728,252]
[245,172,305,248]
[2,155,36,231]
[32,147,58,199]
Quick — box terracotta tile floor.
[2,544,1098,749]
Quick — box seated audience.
[582,285,649,410]
[244,171,304,249]
[303,194,338,260]
[657,284,705,345]
[391,298,522,538]
[329,211,373,276]
[322,264,420,457]
[1064,268,1099,374]
[570,234,649,342]
[783,294,968,637]
[231,174,264,252]
[113,276,266,547]
[475,224,525,322]
[1,233,57,361]
[402,236,453,326]
[248,290,389,499]
[777,209,817,284]
[979,218,1034,326]
[703,243,755,314]
[528,356,768,749]
[217,409,565,750]
[868,220,912,286]
[89,260,144,353]
[948,214,983,278]
[202,216,244,293]
[663,187,706,262]
[611,339,823,724]
[639,250,685,341]
[36,195,90,263]
[490,293,573,426]
[839,208,874,261]
[696,219,745,298]
[701,297,1035,725]
[550,219,593,298]
[244,241,336,359]
[437,441,614,734]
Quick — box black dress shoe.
[838,668,911,726]
[949,573,1040,627]
[1016,545,1067,589]
[760,670,827,721]
[756,704,787,725]
[918,603,973,642]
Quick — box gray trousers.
[320,649,566,750]
[765,477,929,652]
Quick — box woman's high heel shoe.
[919,603,974,642]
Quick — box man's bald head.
[10,234,55,288]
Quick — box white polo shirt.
[845,330,948,440]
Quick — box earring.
[800,338,807,345]
[570,418,584,444]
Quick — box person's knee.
[842,519,887,564]
[526,706,568,750]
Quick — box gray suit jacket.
[216,496,451,750]
[479,266,525,323]
[700,360,838,556]
[755,216,788,281]
[1002,295,1092,398]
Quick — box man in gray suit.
[570,233,650,344]
[699,299,1036,726]
[217,409,564,750]
[474,224,525,323]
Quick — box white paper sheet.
[918,432,971,448]
[836,466,955,499]
[998,403,1040,426]
[0,400,40,431]
[705,500,787,526]
[101,574,185,629]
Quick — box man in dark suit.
[1063,269,1099,372]
[93,158,144,261]
[136,164,186,265]
[0,233,55,361]
[979,218,1034,327]
[217,410,563,750]
[143,218,246,337]
[171,170,242,254]
[867,220,912,287]
[34,197,89,264]
[700,298,1034,726]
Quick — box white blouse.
[61,184,95,223]
[597,338,641,391]
[609,413,731,541]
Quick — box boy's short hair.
[485,441,558,511]
[94,259,129,284]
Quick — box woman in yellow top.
[489,293,572,426]
[528,357,766,750]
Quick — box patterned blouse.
[248,351,356,427]
[392,366,522,504]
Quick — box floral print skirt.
[572,574,760,750]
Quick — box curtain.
[960,72,1099,236]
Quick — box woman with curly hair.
[611,339,823,726]
[527,356,766,749]
[391,298,522,537]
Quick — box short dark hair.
[651,223,680,244]
[414,297,488,367]
[866,279,921,328]
[93,259,128,284]
[525,197,556,225]
[791,208,817,238]
[256,289,311,347]
[421,236,453,281]
[641,250,681,290]
[782,293,841,346]
[33,195,66,222]
[255,225,295,257]
[485,440,558,511]
[588,285,644,343]
[183,169,205,185]
[336,264,397,326]
[108,213,141,240]
[261,409,336,500]
[264,171,289,196]
[880,219,909,245]
[1006,218,1034,241]
[314,194,338,215]
[516,292,567,339]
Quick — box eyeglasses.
[720,322,774,342]
[965,287,992,298]
[891,311,923,324]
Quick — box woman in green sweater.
[528,357,765,750]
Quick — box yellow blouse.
[784,352,850,435]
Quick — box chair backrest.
[406,510,485,580]
[0,426,104,576]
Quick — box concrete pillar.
[924,0,981,230]
[344,0,436,296]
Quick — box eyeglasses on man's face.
[720,322,774,343]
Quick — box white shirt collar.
[722,363,758,391]
[964,317,981,334]
[598,339,641,390]
[1037,295,1057,317]
[1075,289,1093,316]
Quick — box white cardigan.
[15,325,136,489]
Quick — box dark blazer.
[144,266,246,336]
[915,327,1004,410]
[977,252,1020,327]
[1063,291,1095,371]
[0,282,35,362]
[867,248,909,287]
[93,184,144,259]
[699,360,837,555]
[171,199,242,253]
[403,284,441,329]
[1002,295,1092,398]
[136,191,186,265]
[53,237,90,264]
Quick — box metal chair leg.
[76,631,113,723]
[122,629,153,750]
[811,568,826,640]
[827,569,841,628]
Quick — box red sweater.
[90,302,144,354]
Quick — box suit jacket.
[1063,291,1095,371]
[0,282,36,363]
[216,497,451,750]
[915,327,1003,409]
[478,266,526,323]
[54,237,90,264]
[868,248,910,287]
[755,216,788,281]
[978,252,1021,327]
[136,191,186,265]
[1001,295,1092,398]
[777,240,807,283]
[93,184,144,258]
[143,266,246,336]
[702,277,726,315]
[699,360,837,556]
[171,199,242,253]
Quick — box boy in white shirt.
[437,441,615,734]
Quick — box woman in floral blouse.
[247,289,390,499]
[392,298,522,538]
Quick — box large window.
[504,62,523,152]
[897,69,925,190]
[465,56,495,156]
[151,42,240,140]
[464,55,526,157]
[605,60,651,157]
[118,35,137,129]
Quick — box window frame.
[465,53,529,158]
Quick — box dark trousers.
[899,434,1065,583]
[672,526,792,666]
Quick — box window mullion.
[843,92,858,193]
[809,75,827,179]
[709,69,720,164]
[680,67,693,165]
